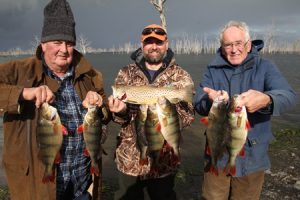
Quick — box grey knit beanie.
[41,0,76,44]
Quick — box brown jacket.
[112,48,195,179]
[0,46,110,200]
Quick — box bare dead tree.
[29,35,40,55]
[77,34,91,54]
[149,0,167,32]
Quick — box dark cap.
[41,0,76,44]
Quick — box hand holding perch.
[82,91,103,108]
[21,85,55,108]
[108,95,127,114]
[237,90,271,113]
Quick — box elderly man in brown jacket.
[0,0,110,199]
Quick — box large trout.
[37,103,67,183]
[112,85,193,105]
[78,106,102,176]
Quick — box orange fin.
[246,120,251,130]
[42,171,55,184]
[209,165,219,176]
[200,117,209,125]
[205,145,211,156]
[239,147,245,157]
[90,166,100,176]
[139,158,149,166]
[83,149,90,157]
[224,165,236,176]
[77,124,84,134]
[155,123,161,132]
[54,153,61,164]
[62,125,68,135]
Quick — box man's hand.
[238,89,271,113]
[203,87,229,102]
[21,85,55,108]
[108,95,127,114]
[82,91,103,108]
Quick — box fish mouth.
[118,93,127,101]
[234,106,242,113]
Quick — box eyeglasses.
[222,40,249,50]
[142,28,166,36]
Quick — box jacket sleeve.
[261,60,298,116]
[175,68,195,128]
[193,69,213,116]
[0,60,25,115]
[91,69,112,125]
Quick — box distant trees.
[77,34,92,54]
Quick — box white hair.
[219,20,251,44]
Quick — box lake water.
[0,53,299,195]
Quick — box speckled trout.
[224,94,250,176]
[78,106,102,176]
[112,85,193,105]
[37,103,67,183]
[156,96,181,165]
[200,97,231,176]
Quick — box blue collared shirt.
[43,63,91,199]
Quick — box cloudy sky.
[0,0,300,51]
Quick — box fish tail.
[90,165,100,176]
[42,169,55,183]
[139,158,149,166]
[209,165,219,176]
[224,164,236,176]
[182,85,193,103]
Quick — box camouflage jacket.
[112,48,195,179]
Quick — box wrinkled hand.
[203,87,229,102]
[82,91,103,108]
[21,85,55,108]
[237,89,271,113]
[108,95,127,114]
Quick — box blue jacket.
[193,40,297,177]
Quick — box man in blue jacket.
[193,20,297,199]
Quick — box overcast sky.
[0,0,300,51]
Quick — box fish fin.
[42,170,55,184]
[239,147,245,157]
[83,149,90,157]
[182,85,194,103]
[155,123,161,132]
[209,165,219,176]
[200,117,209,125]
[139,158,149,166]
[246,120,251,130]
[77,124,84,134]
[205,145,211,156]
[54,153,61,164]
[62,125,68,135]
[90,166,100,176]
[224,164,236,176]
